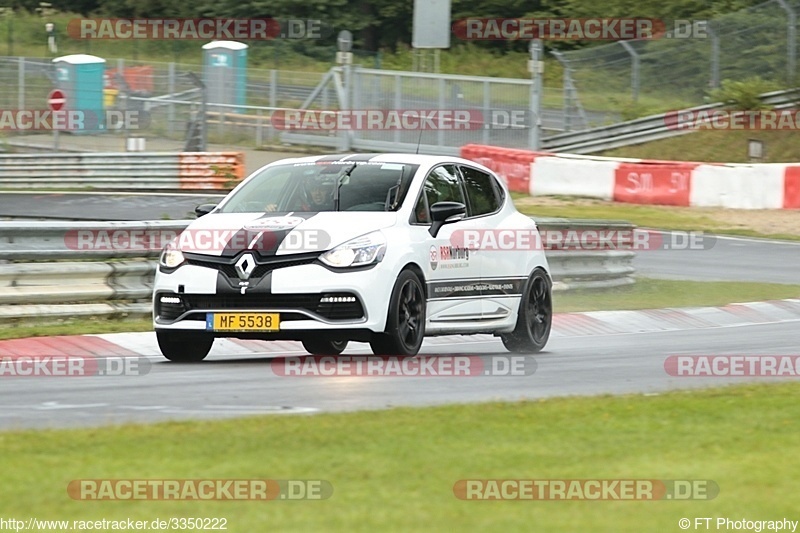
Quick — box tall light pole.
[529,39,543,150]
[336,30,354,151]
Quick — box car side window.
[423,165,466,212]
[460,166,502,216]
[413,193,430,223]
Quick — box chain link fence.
[0,55,578,154]
[0,1,797,147]
[0,56,51,109]
[555,0,800,126]
[0,56,329,148]
[285,67,546,152]
[4,0,795,156]
[109,59,327,146]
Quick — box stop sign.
[48,89,66,111]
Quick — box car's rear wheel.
[501,268,552,353]
[302,339,348,355]
[370,270,426,356]
[157,331,214,362]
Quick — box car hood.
[179,211,398,257]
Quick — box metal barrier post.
[482,80,490,145]
[529,39,543,150]
[777,0,797,83]
[17,56,24,110]
[618,41,640,102]
[167,62,175,137]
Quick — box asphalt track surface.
[0,191,224,222]
[0,192,797,430]
[633,232,800,285]
[0,320,797,430]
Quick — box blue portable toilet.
[203,41,248,111]
[52,54,106,133]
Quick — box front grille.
[184,294,319,310]
[186,252,319,279]
[180,293,364,321]
[188,260,237,278]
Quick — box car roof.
[265,153,485,168]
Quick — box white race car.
[153,154,552,361]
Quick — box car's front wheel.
[370,270,426,356]
[302,339,348,355]
[501,268,552,353]
[156,331,214,362]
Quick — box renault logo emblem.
[235,253,256,280]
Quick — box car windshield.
[218,161,419,213]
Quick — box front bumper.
[152,261,394,337]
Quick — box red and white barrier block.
[461,144,800,209]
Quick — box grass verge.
[515,195,800,241]
[601,129,800,164]
[0,317,152,341]
[554,278,800,313]
[0,382,797,531]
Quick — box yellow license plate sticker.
[207,313,280,332]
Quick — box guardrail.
[0,261,154,320]
[543,87,800,154]
[0,152,245,191]
[533,218,636,291]
[0,218,636,320]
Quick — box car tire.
[370,270,426,356]
[157,331,214,362]
[501,268,552,354]
[302,339,348,355]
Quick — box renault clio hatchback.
[153,154,552,361]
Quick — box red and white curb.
[1,299,798,357]
[461,144,800,209]
[551,299,800,337]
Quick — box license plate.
[206,313,280,332]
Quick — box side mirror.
[194,203,217,217]
[429,201,466,237]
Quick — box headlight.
[159,242,185,269]
[320,231,386,268]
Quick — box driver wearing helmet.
[265,174,334,212]
[301,175,334,210]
